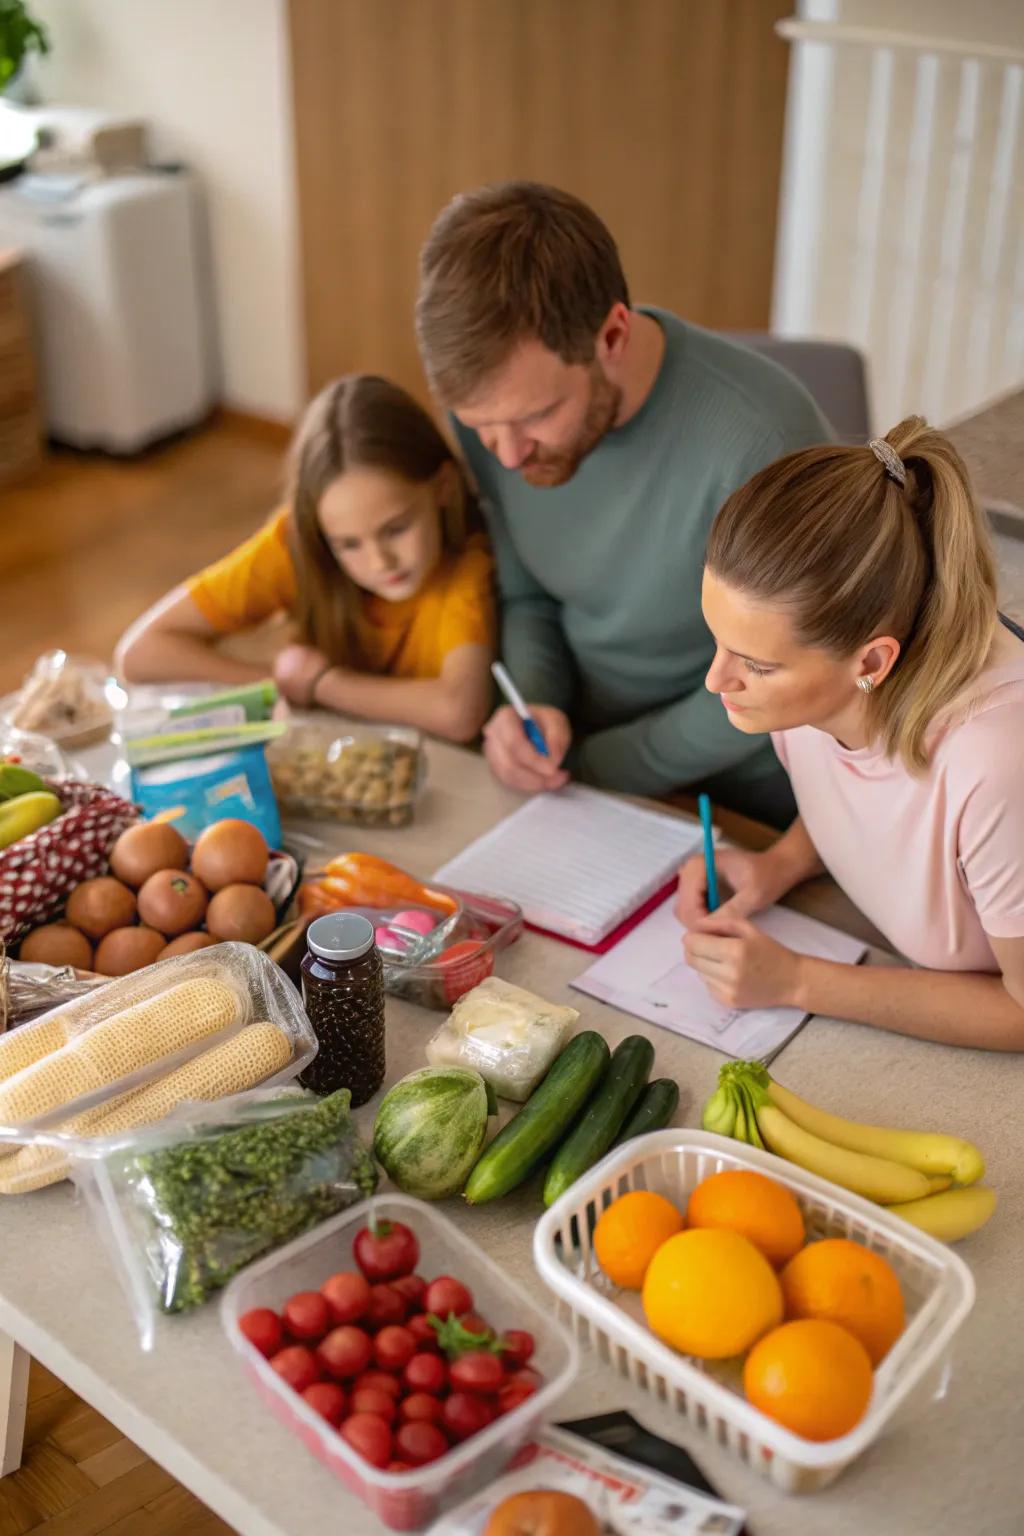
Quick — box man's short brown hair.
[416,181,630,405]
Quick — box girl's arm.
[115,588,269,686]
[312,643,493,744]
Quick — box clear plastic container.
[222,1193,579,1531]
[268,723,425,827]
[533,1129,976,1495]
[364,888,523,1010]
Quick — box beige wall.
[31,0,304,421]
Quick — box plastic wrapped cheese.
[425,977,579,1102]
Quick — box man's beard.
[519,364,622,487]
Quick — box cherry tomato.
[497,1384,536,1416]
[443,1391,495,1441]
[354,1221,420,1282]
[366,1284,408,1330]
[457,1311,492,1340]
[283,1290,330,1342]
[238,1307,284,1358]
[374,1325,416,1371]
[407,1315,440,1350]
[315,1325,372,1379]
[423,1277,473,1317]
[321,1270,371,1325]
[350,1388,398,1422]
[439,940,494,1006]
[403,1352,447,1395]
[269,1345,321,1394]
[302,1381,346,1425]
[352,1369,402,1399]
[498,1330,535,1369]
[341,1413,393,1468]
[387,1460,412,1473]
[394,1421,449,1466]
[507,1367,543,1392]
[400,1392,445,1424]
[391,1274,427,1310]
[449,1351,505,1394]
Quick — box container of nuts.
[266,724,424,828]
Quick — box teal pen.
[698,793,720,912]
[491,661,550,757]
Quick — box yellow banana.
[768,1079,985,1185]
[756,1104,934,1204]
[924,1176,952,1195]
[887,1185,996,1244]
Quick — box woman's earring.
[857,676,875,694]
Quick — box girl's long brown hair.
[707,416,999,770]
[288,374,477,665]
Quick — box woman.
[116,375,495,743]
[677,417,1024,1050]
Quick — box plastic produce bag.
[76,1088,377,1348]
[426,977,578,1101]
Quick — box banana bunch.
[703,1061,995,1243]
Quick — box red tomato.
[423,1277,473,1318]
[449,1351,505,1394]
[301,1381,347,1425]
[439,940,494,1005]
[497,1384,536,1416]
[498,1330,535,1369]
[391,1274,427,1310]
[394,1421,449,1466]
[507,1367,543,1392]
[366,1284,408,1330]
[269,1345,320,1394]
[443,1392,495,1441]
[400,1392,445,1424]
[374,1325,416,1371]
[350,1388,398,1422]
[341,1413,393,1468]
[283,1290,330,1342]
[238,1307,284,1358]
[407,1315,440,1350]
[352,1369,402,1399]
[354,1221,420,1282]
[387,1461,412,1473]
[403,1352,447,1395]
[456,1311,492,1340]
[315,1325,372,1379]
[321,1270,371,1325]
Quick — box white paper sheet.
[571,898,867,1060]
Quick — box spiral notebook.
[433,786,705,948]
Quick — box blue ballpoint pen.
[490,662,550,757]
[698,793,720,913]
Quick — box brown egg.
[94,926,166,976]
[158,932,220,959]
[192,819,270,892]
[65,877,137,940]
[206,883,276,944]
[109,821,189,890]
[137,869,209,936]
[19,923,94,970]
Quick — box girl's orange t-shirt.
[187,509,495,678]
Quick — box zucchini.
[614,1078,680,1145]
[542,1035,654,1207]
[463,1032,610,1204]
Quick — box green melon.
[372,1066,492,1200]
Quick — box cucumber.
[542,1035,654,1207]
[614,1078,680,1146]
[463,1032,610,1204]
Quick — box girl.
[116,375,495,742]
[676,417,1024,1051]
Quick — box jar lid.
[307,912,375,962]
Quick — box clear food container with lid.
[267,722,424,827]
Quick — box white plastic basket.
[533,1129,975,1494]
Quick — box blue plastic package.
[129,744,282,848]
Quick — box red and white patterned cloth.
[0,781,139,944]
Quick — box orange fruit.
[642,1228,783,1359]
[593,1190,684,1289]
[780,1238,905,1365]
[744,1319,874,1441]
[485,1489,601,1536]
[686,1168,805,1268]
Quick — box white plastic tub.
[533,1129,976,1494]
[222,1193,578,1530]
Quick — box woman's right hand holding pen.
[483,704,572,793]
[675,817,826,925]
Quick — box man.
[415,182,831,825]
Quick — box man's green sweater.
[454,310,832,824]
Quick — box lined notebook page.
[433,786,704,946]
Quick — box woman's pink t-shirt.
[772,647,1024,972]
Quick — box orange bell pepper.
[297,853,458,918]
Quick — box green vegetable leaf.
[428,1311,502,1357]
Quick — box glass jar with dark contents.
[299,913,385,1106]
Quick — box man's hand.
[273,643,330,706]
[683,913,803,1009]
[483,704,572,793]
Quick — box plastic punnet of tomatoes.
[221,1194,578,1531]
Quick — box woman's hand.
[683,914,803,1009]
[273,644,330,706]
[675,846,788,926]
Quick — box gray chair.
[728,332,872,444]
